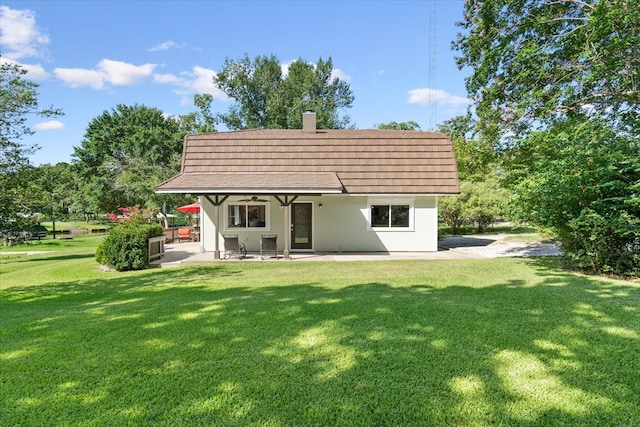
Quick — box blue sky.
[1,0,470,166]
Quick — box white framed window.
[226,203,269,229]
[368,198,414,231]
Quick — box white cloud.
[153,65,228,100]
[280,59,295,77]
[19,62,48,80]
[99,59,156,85]
[190,66,224,96]
[330,68,351,83]
[34,120,64,131]
[54,67,106,89]
[148,40,182,52]
[154,73,189,86]
[54,59,157,89]
[0,56,48,80]
[0,5,49,60]
[407,88,471,106]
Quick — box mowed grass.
[1,237,639,426]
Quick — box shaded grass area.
[1,242,639,425]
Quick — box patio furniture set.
[223,233,278,260]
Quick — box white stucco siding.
[314,196,373,252]
[200,195,439,253]
[315,195,438,252]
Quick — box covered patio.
[157,171,345,260]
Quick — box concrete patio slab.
[151,234,561,268]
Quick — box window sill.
[369,227,414,232]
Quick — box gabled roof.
[156,128,460,195]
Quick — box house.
[155,112,459,259]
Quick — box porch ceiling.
[155,172,344,194]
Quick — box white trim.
[350,193,455,197]
[367,197,415,232]
[222,201,271,232]
[156,188,341,194]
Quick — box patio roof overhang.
[155,172,344,194]
[156,172,344,262]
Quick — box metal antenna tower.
[428,0,437,130]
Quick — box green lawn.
[1,236,639,426]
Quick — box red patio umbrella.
[176,203,201,213]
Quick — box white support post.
[283,204,290,260]
[213,203,220,260]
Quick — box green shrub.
[95,223,163,271]
[439,192,467,234]
[562,209,639,278]
[439,179,511,234]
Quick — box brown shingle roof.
[156,129,460,195]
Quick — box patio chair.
[177,227,192,242]
[223,234,246,259]
[260,234,278,260]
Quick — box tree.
[437,115,508,233]
[0,61,63,172]
[463,179,511,233]
[0,60,63,236]
[177,93,218,135]
[454,0,640,140]
[73,104,188,219]
[438,114,495,182]
[27,162,75,239]
[376,121,421,130]
[454,0,640,276]
[215,54,354,130]
[439,180,510,234]
[505,118,639,276]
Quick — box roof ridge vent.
[302,110,316,133]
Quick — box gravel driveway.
[437,234,561,259]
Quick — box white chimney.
[302,110,316,133]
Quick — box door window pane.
[293,204,311,244]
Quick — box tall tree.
[27,162,75,238]
[454,0,640,276]
[215,54,354,130]
[0,60,63,235]
[454,0,640,140]
[0,61,63,172]
[73,104,187,217]
[507,118,639,276]
[177,94,218,135]
[438,114,495,182]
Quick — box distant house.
[156,112,459,259]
